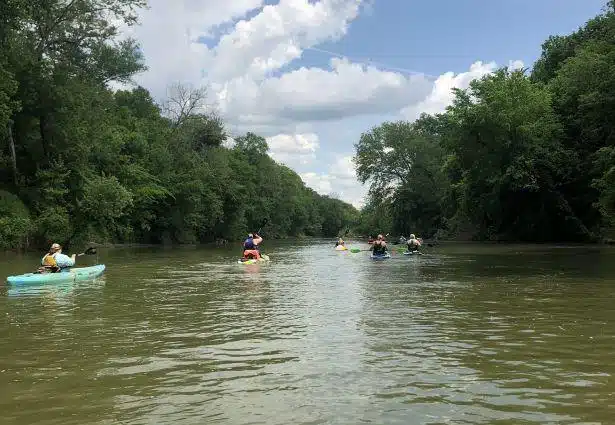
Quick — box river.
[1,240,614,424]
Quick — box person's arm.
[253,234,263,245]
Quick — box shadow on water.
[1,241,615,424]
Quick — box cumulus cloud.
[266,133,320,167]
[220,58,433,126]
[210,0,362,81]
[400,61,507,120]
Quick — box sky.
[118,0,607,208]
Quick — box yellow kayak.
[335,245,348,251]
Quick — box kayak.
[237,254,270,265]
[370,253,391,260]
[404,250,422,256]
[6,264,106,286]
[335,245,348,251]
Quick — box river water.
[1,240,615,424]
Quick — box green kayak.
[6,264,106,285]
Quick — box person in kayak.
[406,234,422,252]
[371,234,388,255]
[39,243,76,273]
[335,237,345,247]
[243,233,263,260]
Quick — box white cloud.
[219,58,433,127]
[266,133,320,167]
[300,155,367,208]
[400,60,506,120]
[210,0,362,81]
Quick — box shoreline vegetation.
[0,0,357,251]
[3,2,615,250]
[352,1,615,244]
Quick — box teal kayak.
[370,253,391,260]
[6,264,106,286]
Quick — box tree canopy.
[0,0,357,250]
[354,1,615,242]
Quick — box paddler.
[371,234,388,255]
[243,232,263,260]
[39,243,76,273]
[335,237,345,247]
[406,234,422,252]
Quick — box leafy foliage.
[0,0,357,250]
[354,2,615,242]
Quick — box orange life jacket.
[42,253,57,267]
[243,249,261,260]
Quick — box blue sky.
[126,0,608,207]
[319,0,606,76]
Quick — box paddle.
[77,247,97,256]
[256,218,268,236]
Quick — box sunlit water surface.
[1,241,615,424]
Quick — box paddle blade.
[350,248,361,253]
[84,247,97,255]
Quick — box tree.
[354,116,448,237]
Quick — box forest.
[0,0,357,250]
[354,1,615,242]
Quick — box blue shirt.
[42,253,75,268]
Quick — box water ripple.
[2,242,615,424]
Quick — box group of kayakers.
[339,233,423,255]
[366,233,423,255]
[38,230,419,274]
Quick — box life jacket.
[244,237,256,250]
[40,253,60,273]
[243,249,261,260]
[42,253,57,267]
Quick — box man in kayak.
[406,234,422,252]
[335,237,345,247]
[243,233,263,260]
[371,234,388,255]
[39,243,76,273]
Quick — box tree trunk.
[39,113,50,160]
[7,119,17,185]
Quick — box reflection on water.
[1,241,615,424]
